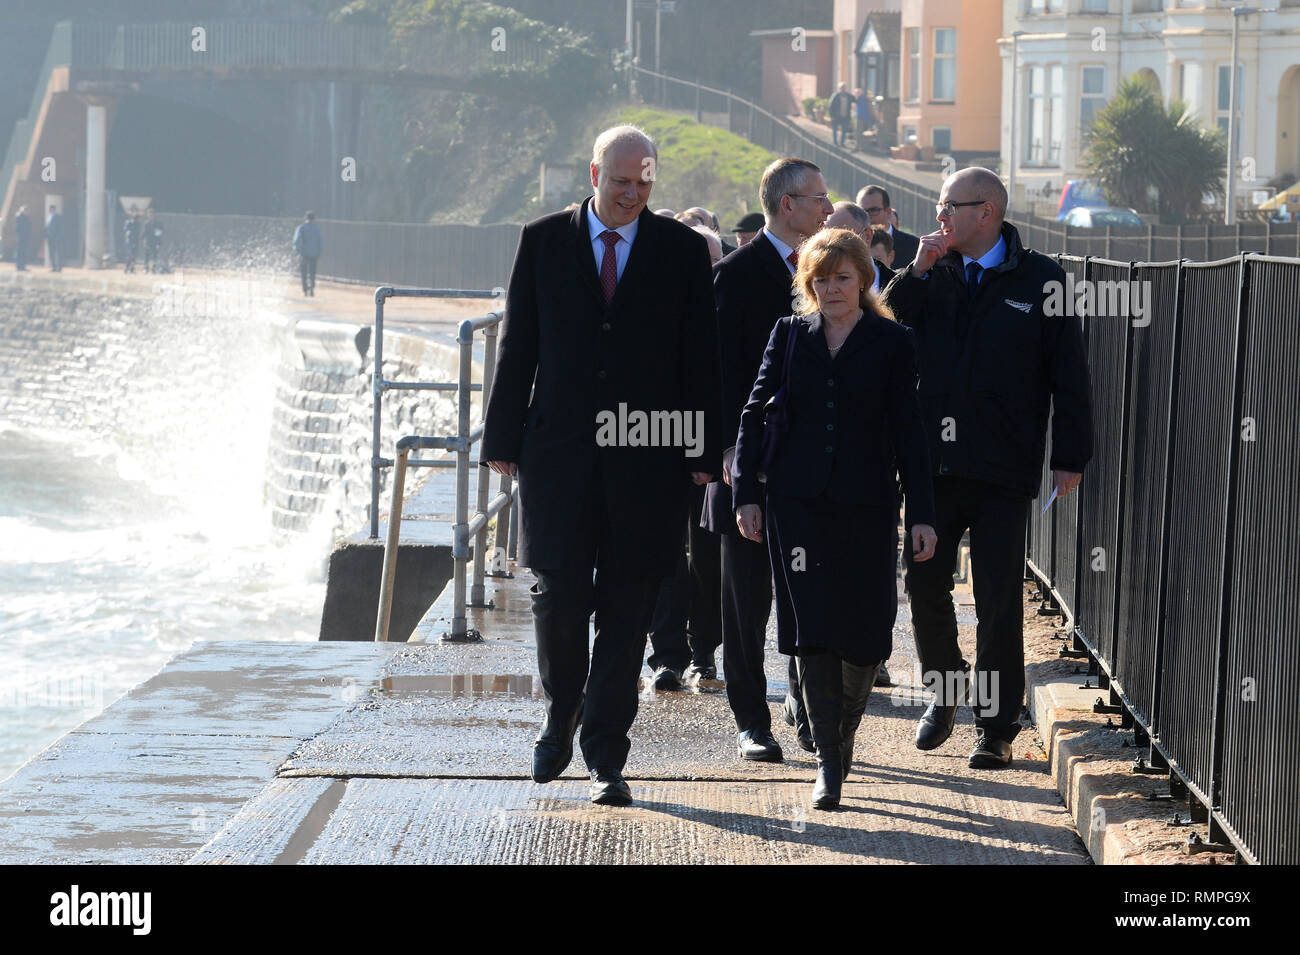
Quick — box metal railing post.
[370,287,391,539]
[374,444,409,641]
[452,319,474,639]
[471,317,500,603]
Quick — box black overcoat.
[700,231,796,535]
[480,197,723,575]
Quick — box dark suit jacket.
[700,231,795,535]
[480,196,723,574]
[889,227,919,267]
[731,312,936,531]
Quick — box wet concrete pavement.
[0,560,1089,864]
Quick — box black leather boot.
[797,652,844,810]
[782,656,815,752]
[840,659,882,780]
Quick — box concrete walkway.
[0,546,1089,864]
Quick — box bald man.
[823,201,894,297]
[881,167,1093,769]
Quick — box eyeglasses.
[788,193,831,203]
[863,206,885,215]
[936,199,987,216]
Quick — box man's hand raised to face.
[910,230,952,278]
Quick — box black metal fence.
[150,212,520,290]
[628,66,1300,261]
[1026,252,1300,865]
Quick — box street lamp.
[1008,31,1026,214]
[1225,6,1258,225]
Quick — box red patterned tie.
[600,230,620,304]
[787,249,799,271]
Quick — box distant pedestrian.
[293,211,322,297]
[13,205,30,271]
[828,83,854,147]
[854,88,874,143]
[45,205,63,272]
[123,207,142,273]
[143,209,164,273]
[730,212,764,248]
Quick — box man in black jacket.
[857,185,919,266]
[704,157,831,760]
[882,167,1093,769]
[482,126,721,806]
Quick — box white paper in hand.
[1040,485,1059,513]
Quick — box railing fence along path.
[1026,252,1300,865]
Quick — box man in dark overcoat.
[704,157,831,760]
[481,125,722,806]
[882,167,1093,769]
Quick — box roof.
[857,11,899,55]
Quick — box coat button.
[826,378,834,386]
[940,465,950,473]
[826,400,834,408]
[602,323,611,331]
[597,370,607,379]
[825,445,833,453]
[826,423,834,431]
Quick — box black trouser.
[647,484,721,672]
[144,242,159,272]
[720,531,773,733]
[300,255,317,294]
[47,240,62,271]
[902,476,1029,742]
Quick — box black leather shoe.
[968,734,1013,769]
[684,662,717,682]
[589,768,633,806]
[736,729,784,762]
[532,697,583,783]
[652,666,683,691]
[915,699,958,751]
[874,663,893,687]
[781,691,816,753]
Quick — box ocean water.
[0,282,334,783]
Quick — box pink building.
[895,0,1001,159]
[751,28,834,116]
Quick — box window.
[1025,65,1064,166]
[1080,66,1105,133]
[906,29,920,102]
[1178,61,1201,116]
[932,29,956,101]
[1048,65,1064,164]
[1029,0,1065,12]
[1026,66,1044,163]
[933,127,952,152]
[903,125,918,145]
[1081,0,1108,10]
[886,53,899,98]
[1217,63,1244,155]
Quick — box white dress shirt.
[763,227,798,274]
[588,205,639,282]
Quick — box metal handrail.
[370,287,516,642]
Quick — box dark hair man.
[482,125,721,806]
[869,224,894,269]
[881,167,1093,769]
[855,184,918,266]
[703,156,832,761]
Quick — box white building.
[999,1,1300,214]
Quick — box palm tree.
[1081,76,1227,223]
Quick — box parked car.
[1061,206,1145,229]
[1056,179,1105,220]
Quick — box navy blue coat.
[731,311,936,531]
[480,197,723,575]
